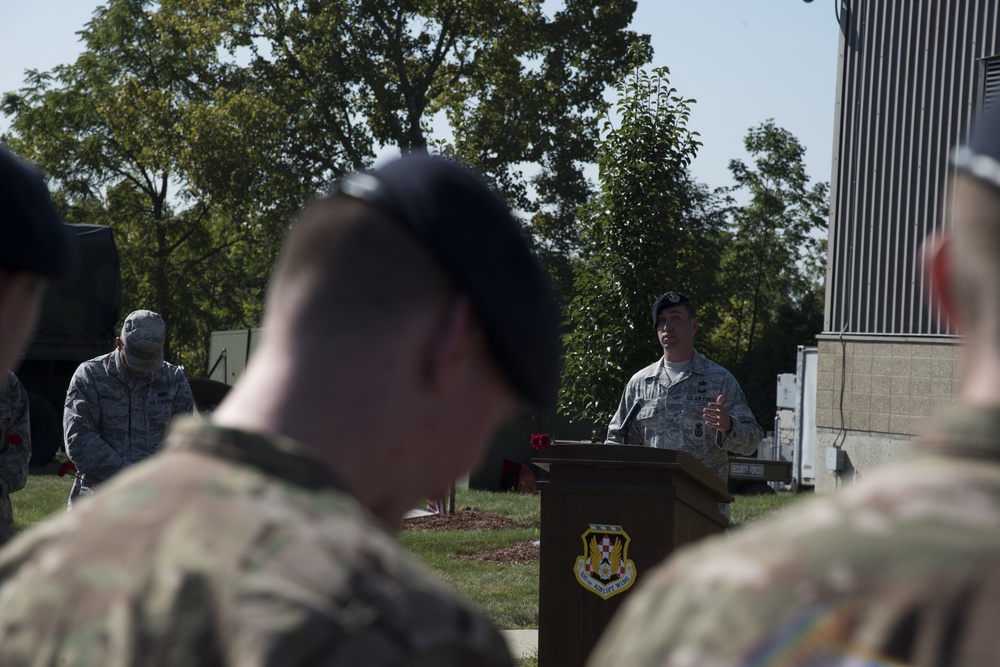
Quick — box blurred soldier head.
[0,147,76,376]
[213,154,560,525]
[928,105,1000,402]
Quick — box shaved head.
[265,196,456,357]
[948,174,1000,339]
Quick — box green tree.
[1,0,275,371]
[161,0,648,251]
[560,46,723,433]
[706,120,828,423]
[4,0,648,369]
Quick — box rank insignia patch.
[573,524,637,599]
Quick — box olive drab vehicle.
[17,225,230,467]
[17,225,122,467]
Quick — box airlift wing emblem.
[573,524,637,599]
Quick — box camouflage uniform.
[63,350,194,503]
[606,350,762,483]
[0,418,514,667]
[0,372,30,534]
[588,402,1000,667]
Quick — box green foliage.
[560,44,722,432]
[557,103,826,432]
[4,0,646,370]
[705,120,829,423]
[162,0,647,273]
[2,0,280,371]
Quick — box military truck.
[17,225,122,467]
[17,224,233,466]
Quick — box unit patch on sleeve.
[573,524,637,599]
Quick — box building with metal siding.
[815,0,1000,492]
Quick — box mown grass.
[12,458,73,532]
[401,487,810,632]
[400,489,542,629]
[730,488,811,527]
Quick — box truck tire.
[27,393,61,468]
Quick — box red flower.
[530,433,552,451]
[57,461,77,477]
[5,433,22,446]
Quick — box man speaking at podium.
[605,291,763,517]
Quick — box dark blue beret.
[335,153,561,410]
[652,291,694,326]
[0,147,76,279]
[953,103,1000,190]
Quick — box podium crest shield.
[573,524,637,599]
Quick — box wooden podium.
[533,443,733,667]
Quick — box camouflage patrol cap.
[652,292,695,325]
[120,310,166,374]
[953,103,1000,191]
[0,147,77,279]
[334,154,561,409]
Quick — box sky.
[0,0,842,194]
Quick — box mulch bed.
[458,540,539,565]
[401,508,539,564]
[401,508,532,531]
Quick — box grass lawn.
[731,487,811,526]
[12,457,73,532]
[401,487,807,631]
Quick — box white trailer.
[774,346,817,490]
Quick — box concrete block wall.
[812,337,960,493]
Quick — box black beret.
[335,154,561,409]
[0,147,77,279]
[652,291,694,326]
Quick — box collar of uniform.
[914,403,1000,461]
[163,416,347,492]
[688,350,709,375]
[653,349,707,383]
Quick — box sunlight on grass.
[730,490,811,529]
[12,467,73,532]
[399,487,811,630]
[400,494,540,629]
[456,488,541,524]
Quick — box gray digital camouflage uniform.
[63,349,194,503]
[588,402,1000,667]
[0,418,513,667]
[0,372,30,534]
[606,350,762,483]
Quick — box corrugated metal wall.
[825,0,1000,336]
